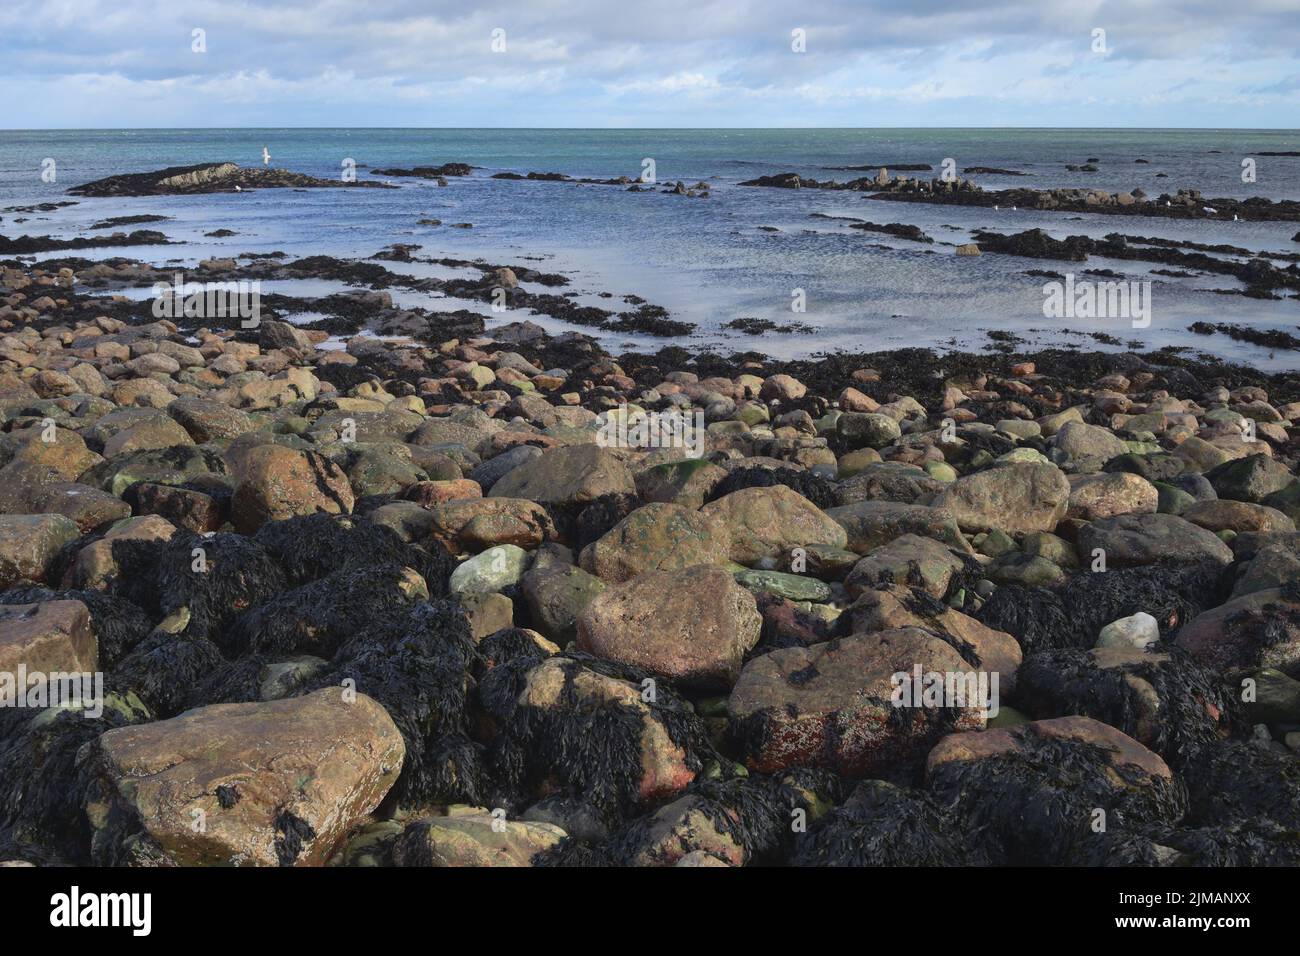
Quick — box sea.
[1,128,1298,368]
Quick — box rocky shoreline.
[1,243,1300,868]
[741,167,1300,222]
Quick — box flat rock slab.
[82,688,404,866]
[1076,512,1234,567]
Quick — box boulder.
[0,600,96,676]
[82,688,405,866]
[490,443,635,507]
[728,627,988,776]
[844,533,967,599]
[1076,513,1234,567]
[579,503,729,582]
[391,808,564,867]
[933,462,1070,534]
[576,566,761,689]
[701,486,847,565]
[827,500,970,553]
[230,445,353,533]
[0,514,79,588]
[1066,472,1158,521]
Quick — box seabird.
[262,147,271,166]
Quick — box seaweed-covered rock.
[792,780,989,866]
[728,628,988,778]
[391,808,565,866]
[1175,585,1300,675]
[224,564,428,657]
[925,716,1186,865]
[306,600,481,808]
[976,560,1228,654]
[81,688,404,866]
[153,532,287,641]
[1014,646,1232,762]
[491,655,706,817]
[253,512,454,590]
[1179,739,1300,830]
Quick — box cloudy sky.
[2,0,1298,128]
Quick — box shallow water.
[2,128,1298,368]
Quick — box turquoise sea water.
[2,128,1298,366]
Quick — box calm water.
[2,128,1299,366]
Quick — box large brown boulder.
[848,585,1022,694]
[577,565,761,689]
[489,443,635,507]
[1176,587,1300,675]
[230,445,354,533]
[728,627,988,776]
[825,500,969,553]
[0,600,96,676]
[0,514,79,588]
[82,688,405,866]
[579,503,729,582]
[933,462,1070,534]
[700,485,847,564]
[428,497,556,552]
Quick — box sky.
[1,0,1298,128]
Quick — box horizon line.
[2,126,1297,133]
